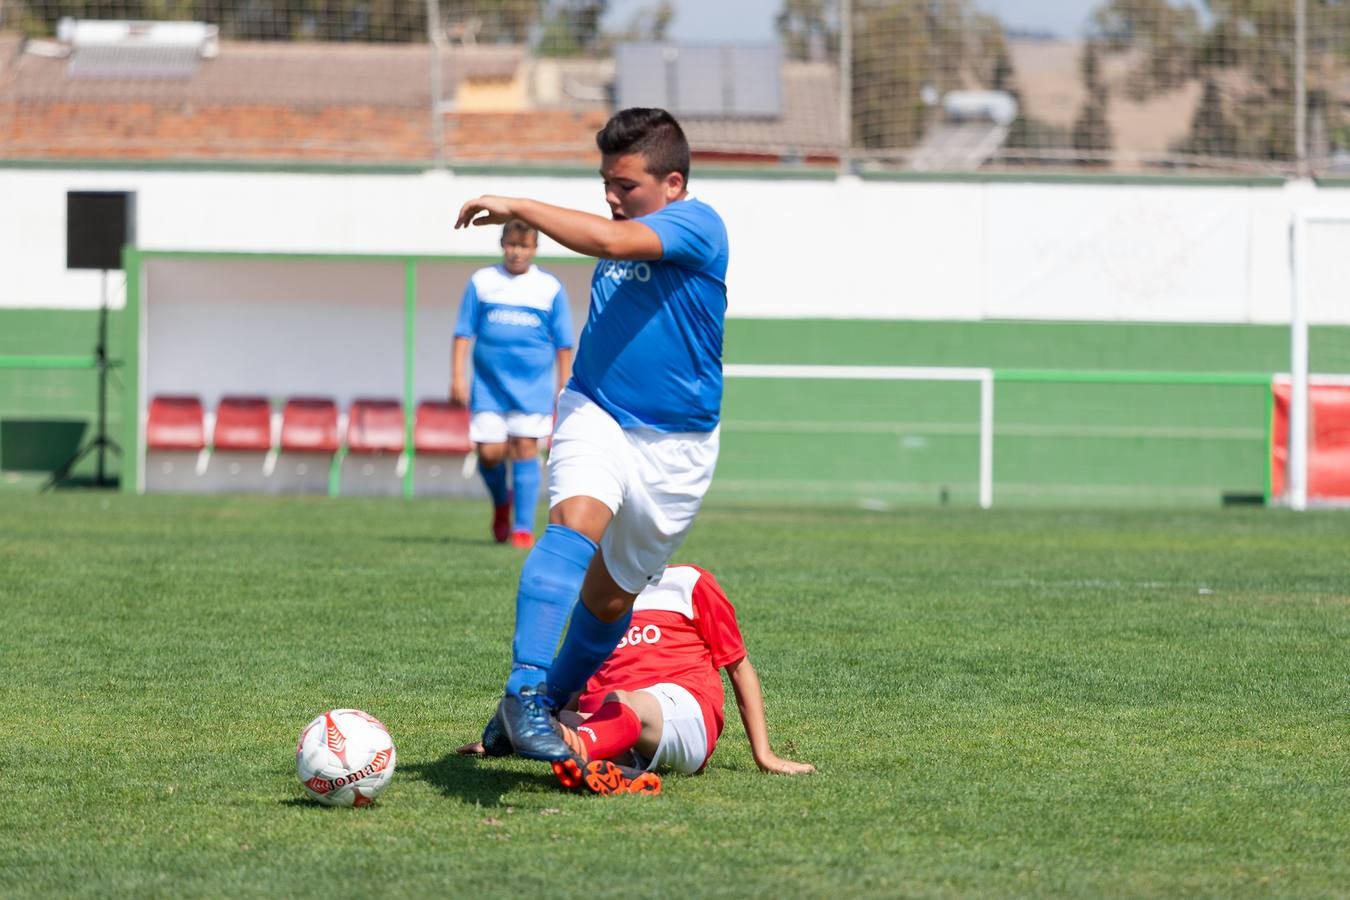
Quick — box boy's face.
[601,152,686,221]
[501,231,537,275]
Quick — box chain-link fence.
[1,1,1347,173]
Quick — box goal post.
[720,364,1275,509]
[723,364,995,509]
[1286,209,1350,510]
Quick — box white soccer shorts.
[469,410,553,444]
[547,387,719,594]
[633,682,710,775]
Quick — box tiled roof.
[3,37,523,106]
[0,33,842,165]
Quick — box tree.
[608,1,673,46]
[1071,41,1113,157]
[1089,0,1350,163]
[1092,0,1200,100]
[777,0,837,62]
[535,0,608,56]
[839,0,1011,151]
[14,0,584,44]
[1174,77,1239,157]
[991,41,1073,157]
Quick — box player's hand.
[456,740,486,756]
[755,752,816,775]
[450,381,469,407]
[455,195,515,229]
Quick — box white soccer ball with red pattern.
[296,709,397,807]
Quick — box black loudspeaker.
[66,190,136,271]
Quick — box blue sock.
[545,600,633,708]
[505,524,596,698]
[511,458,540,534]
[479,459,509,506]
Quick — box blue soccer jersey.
[569,197,728,433]
[454,264,573,415]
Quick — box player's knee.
[508,437,539,460]
[548,496,612,540]
[476,442,508,467]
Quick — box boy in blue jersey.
[451,220,573,549]
[454,107,729,763]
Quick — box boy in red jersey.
[460,564,814,795]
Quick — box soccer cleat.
[510,529,535,550]
[550,757,585,790]
[497,683,572,762]
[479,708,513,757]
[552,759,662,796]
[491,495,512,544]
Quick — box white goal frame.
[723,364,995,509]
[1287,209,1350,511]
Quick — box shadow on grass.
[405,752,558,807]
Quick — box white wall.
[142,256,595,411]
[3,166,1350,324]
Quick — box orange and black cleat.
[552,758,662,796]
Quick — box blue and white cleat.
[497,682,572,762]
[479,707,513,757]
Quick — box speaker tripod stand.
[44,270,122,490]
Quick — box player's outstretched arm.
[455,196,662,261]
[726,657,816,776]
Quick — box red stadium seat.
[280,397,339,453]
[213,395,272,451]
[414,400,472,456]
[346,398,405,454]
[147,395,205,450]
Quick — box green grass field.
[3,494,1348,897]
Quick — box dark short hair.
[500,219,537,244]
[596,107,690,182]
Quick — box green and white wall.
[3,163,1349,503]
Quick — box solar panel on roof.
[672,46,725,116]
[727,46,782,117]
[67,44,201,80]
[615,42,782,119]
[615,44,669,110]
[58,18,216,80]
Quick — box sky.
[601,0,1105,42]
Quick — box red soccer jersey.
[579,564,747,759]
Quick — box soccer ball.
[295,709,397,807]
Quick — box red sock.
[575,701,641,761]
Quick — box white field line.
[723,420,1265,440]
[713,478,1226,498]
[1272,372,1350,387]
[724,364,990,381]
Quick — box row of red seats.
[147,395,472,455]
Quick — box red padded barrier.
[347,398,405,454]
[213,396,271,451]
[147,395,205,450]
[280,397,339,453]
[1271,382,1350,502]
[414,400,472,455]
